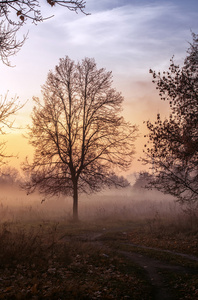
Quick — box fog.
[0,182,185,224]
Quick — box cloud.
[59,2,195,75]
[0,1,197,109]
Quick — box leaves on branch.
[47,0,56,6]
[143,32,198,205]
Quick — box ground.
[0,218,197,299]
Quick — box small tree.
[142,33,198,205]
[23,56,138,220]
[0,0,88,65]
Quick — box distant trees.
[22,56,138,220]
[143,33,198,205]
[132,172,152,191]
[0,0,88,65]
[0,166,21,186]
[0,93,23,166]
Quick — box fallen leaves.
[0,223,151,299]
[0,219,197,299]
[127,225,198,256]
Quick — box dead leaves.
[127,227,198,256]
[0,238,151,299]
[0,220,197,299]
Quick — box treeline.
[0,167,22,186]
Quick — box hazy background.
[0,165,184,223]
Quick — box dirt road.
[65,226,198,300]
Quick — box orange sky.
[4,80,171,175]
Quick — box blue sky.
[0,0,197,171]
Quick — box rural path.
[65,228,198,300]
[117,250,183,300]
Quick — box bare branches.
[23,56,138,219]
[0,92,24,130]
[0,21,27,66]
[0,0,88,65]
[0,92,24,165]
[1,0,88,25]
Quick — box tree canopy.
[0,0,87,65]
[23,56,138,220]
[143,33,198,205]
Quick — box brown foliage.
[143,33,198,204]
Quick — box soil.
[117,250,184,300]
[62,227,198,300]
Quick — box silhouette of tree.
[22,56,138,220]
[0,0,88,65]
[0,93,23,165]
[142,33,198,205]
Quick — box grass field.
[0,187,197,299]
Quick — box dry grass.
[0,220,152,299]
[0,187,197,299]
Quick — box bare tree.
[0,92,23,165]
[22,56,138,220]
[142,33,198,205]
[0,0,88,65]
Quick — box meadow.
[0,185,197,299]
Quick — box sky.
[0,0,198,174]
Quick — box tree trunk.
[73,180,78,221]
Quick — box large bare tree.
[23,56,138,220]
[142,33,198,205]
[0,0,88,65]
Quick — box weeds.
[0,221,153,299]
[0,221,71,269]
[0,189,197,299]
